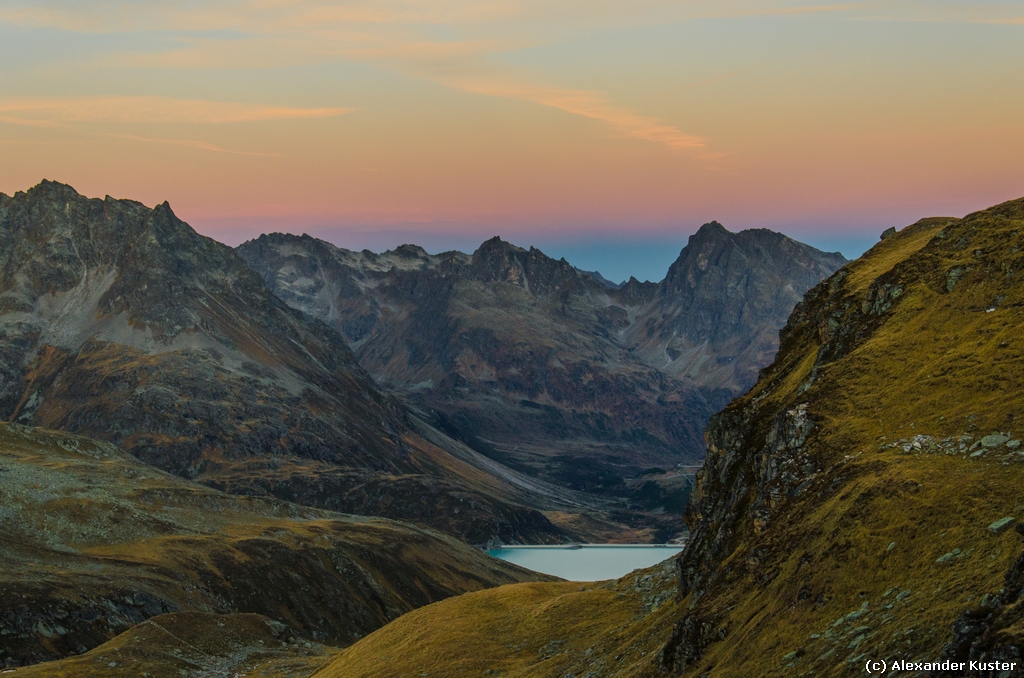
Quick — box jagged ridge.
[237,225,844,531]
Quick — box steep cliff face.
[238,226,844,515]
[0,423,549,669]
[0,181,574,544]
[662,201,1024,675]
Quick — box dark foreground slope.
[290,198,1024,677]
[238,227,844,504]
[0,181,603,544]
[0,422,547,669]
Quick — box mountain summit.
[642,221,848,392]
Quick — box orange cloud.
[451,78,708,152]
[102,133,281,157]
[0,97,351,125]
[0,114,64,128]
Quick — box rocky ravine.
[0,180,596,545]
[237,225,845,511]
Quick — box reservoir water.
[487,545,683,581]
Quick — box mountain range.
[237,225,845,505]
[0,180,844,547]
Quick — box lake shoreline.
[488,544,684,581]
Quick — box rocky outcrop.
[238,225,844,515]
[937,523,1024,675]
[674,217,953,607]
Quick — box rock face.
[0,423,549,669]
[635,222,848,394]
[659,201,1024,674]
[0,181,574,545]
[237,226,845,503]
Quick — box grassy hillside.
[315,559,680,678]
[0,423,549,669]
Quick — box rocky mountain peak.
[603,221,850,396]
[658,221,846,332]
[390,243,430,259]
[469,236,523,278]
[22,178,91,205]
[1,180,266,344]
[467,236,587,295]
[692,219,729,238]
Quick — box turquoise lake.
[487,545,683,581]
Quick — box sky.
[1,1,1023,282]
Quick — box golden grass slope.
[0,423,549,669]
[315,559,680,678]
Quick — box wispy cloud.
[335,31,715,155]
[0,1,863,160]
[0,0,522,33]
[0,114,64,128]
[0,97,351,125]
[450,77,709,152]
[3,0,1020,35]
[739,2,867,17]
[0,1,888,34]
[102,132,280,156]
[976,16,1024,25]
